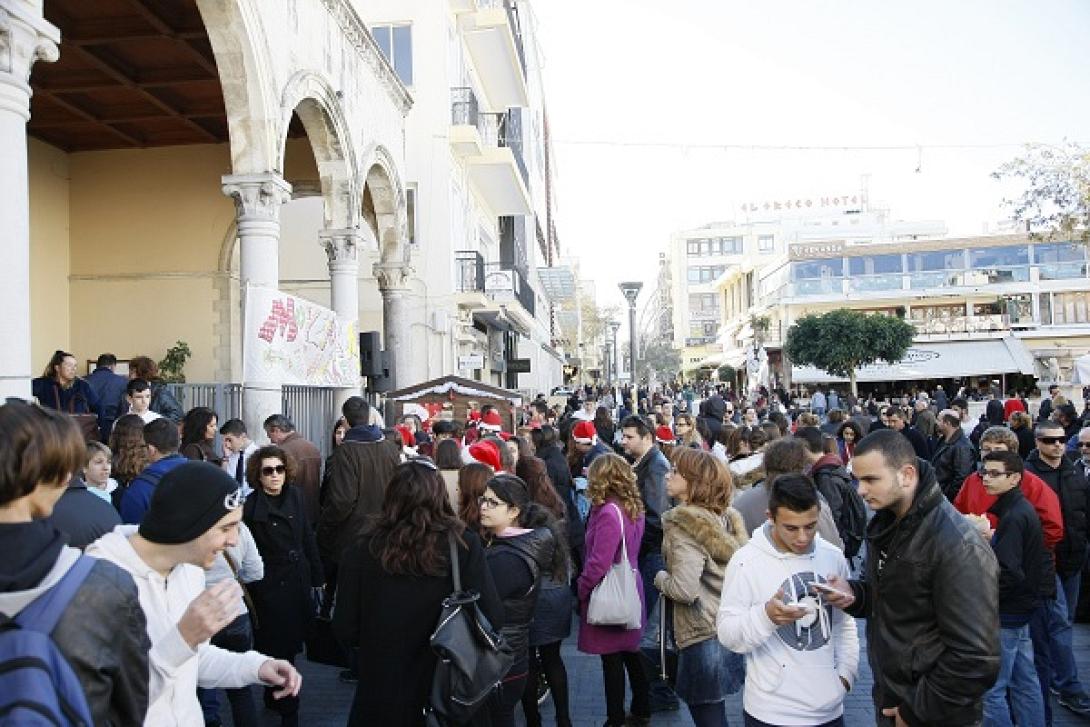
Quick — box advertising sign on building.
[243,285,359,387]
[459,354,485,370]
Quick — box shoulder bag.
[425,532,513,726]
[586,504,643,630]
[54,384,99,443]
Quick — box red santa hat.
[479,410,503,432]
[655,425,676,445]
[394,424,416,448]
[468,440,502,471]
[572,420,597,445]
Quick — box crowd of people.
[6,348,1090,726]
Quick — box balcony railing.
[451,86,479,127]
[786,262,1086,298]
[910,314,1011,336]
[484,262,535,317]
[455,250,486,293]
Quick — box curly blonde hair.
[586,452,644,521]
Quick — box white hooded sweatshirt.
[86,525,269,727]
[717,523,859,726]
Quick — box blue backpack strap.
[14,556,97,634]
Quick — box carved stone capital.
[374,260,413,292]
[0,6,59,116]
[320,228,361,266]
[221,174,293,222]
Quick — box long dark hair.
[486,473,569,581]
[514,455,566,520]
[367,459,464,576]
[181,406,216,448]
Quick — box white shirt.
[87,526,269,727]
[222,441,259,497]
[130,408,162,424]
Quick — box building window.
[406,185,417,245]
[758,235,774,253]
[969,245,1029,269]
[688,293,717,312]
[371,24,413,85]
[849,254,902,276]
[1035,242,1087,280]
[791,259,844,280]
[688,265,726,284]
[1052,292,1090,325]
[687,240,700,256]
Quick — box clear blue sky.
[533,0,1090,309]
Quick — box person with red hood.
[953,426,1063,549]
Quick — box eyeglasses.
[260,464,286,476]
[1078,442,1090,449]
[477,496,506,510]
[981,469,1012,479]
[404,456,438,471]
[1036,436,1067,445]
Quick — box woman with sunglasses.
[242,445,323,727]
[675,413,705,450]
[479,473,566,727]
[334,457,503,726]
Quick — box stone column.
[374,261,413,389]
[321,228,362,414]
[222,173,292,436]
[0,5,58,398]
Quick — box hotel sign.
[742,194,867,214]
[789,241,846,260]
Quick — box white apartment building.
[363,0,563,395]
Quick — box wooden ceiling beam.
[117,0,219,76]
[66,44,220,143]
[33,89,142,147]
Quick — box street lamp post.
[618,282,643,415]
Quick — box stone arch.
[278,71,358,230]
[196,0,279,174]
[361,144,407,263]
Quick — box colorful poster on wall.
[243,285,359,387]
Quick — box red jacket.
[954,469,1064,550]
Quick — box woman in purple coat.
[577,452,650,727]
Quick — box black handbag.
[424,532,514,727]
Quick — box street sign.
[458,354,484,370]
[506,358,532,374]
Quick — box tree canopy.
[784,310,915,394]
[992,142,1090,243]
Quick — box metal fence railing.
[282,385,336,462]
[165,383,243,423]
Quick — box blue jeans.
[688,701,729,727]
[1029,603,1055,726]
[983,625,1044,727]
[1047,575,1085,697]
[1062,571,1082,623]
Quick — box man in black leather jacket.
[826,430,999,726]
[931,409,976,500]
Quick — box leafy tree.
[158,341,192,383]
[992,142,1090,243]
[717,364,737,383]
[784,310,915,396]
[639,339,681,383]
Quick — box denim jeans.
[983,625,1044,727]
[688,701,729,727]
[1062,571,1082,623]
[1047,574,1085,697]
[745,712,842,727]
[1029,603,1055,726]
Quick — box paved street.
[223,620,1090,726]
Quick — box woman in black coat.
[243,445,323,727]
[333,458,503,727]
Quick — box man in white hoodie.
[87,461,301,726]
[717,473,859,726]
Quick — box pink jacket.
[577,499,646,654]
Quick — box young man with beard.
[823,430,999,726]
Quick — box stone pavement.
[224,621,1090,726]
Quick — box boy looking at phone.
[717,474,859,726]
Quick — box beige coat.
[654,505,748,649]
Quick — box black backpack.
[424,533,513,726]
[838,483,868,559]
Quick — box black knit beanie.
[139,461,244,544]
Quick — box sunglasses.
[477,496,506,510]
[1079,442,1090,449]
[1036,436,1067,445]
[260,464,286,476]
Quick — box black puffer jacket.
[930,429,975,500]
[486,528,555,673]
[846,461,999,727]
[1025,450,1088,578]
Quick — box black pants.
[487,673,528,727]
[600,651,650,726]
[520,642,571,727]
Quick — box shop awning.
[791,337,1036,384]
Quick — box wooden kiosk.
[383,375,523,431]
